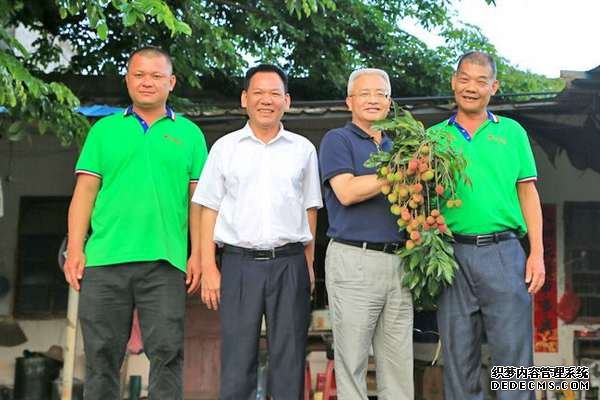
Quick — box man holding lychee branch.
[319,68,414,400]
[432,51,545,400]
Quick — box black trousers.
[79,261,186,400]
[219,248,311,400]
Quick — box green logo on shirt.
[487,134,507,145]
[163,134,183,145]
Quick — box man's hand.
[307,261,315,294]
[186,255,202,294]
[525,252,545,293]
[201,262,221,310]
[64,249,86,291]
[517,182,544,294]
[304,244,315,294]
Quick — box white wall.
[532,140,600,367]
[0,135,78,315]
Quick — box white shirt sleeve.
[303,144,324,210]
[191,142,224,210]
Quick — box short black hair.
[456,51,497,79]
[244,64,288,92]
[127,46,173,74]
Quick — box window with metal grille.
[564,202,600,320]
[15,196,69,317]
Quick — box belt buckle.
[382,243,399,253]
[253,248,276,260]
[475,235,494,246]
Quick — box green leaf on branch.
[366,107,466,310]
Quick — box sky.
[399,0,600,78]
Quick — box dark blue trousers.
[219,248,311,400]
[437,239,534,400]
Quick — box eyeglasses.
[349,91,390,101]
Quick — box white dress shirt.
[192,123,323,249]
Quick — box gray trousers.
[437,239,534,400]
[325,240,414,400]
[79,261,186,400]
[219,249,311,400]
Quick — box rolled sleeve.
[75,123,103,178]
[303,146,323,210]
[318,130,355,185]
[516,127,538,183]
[191,143,224,210]
[190,128,208,183]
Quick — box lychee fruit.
[398,186,409,198]
[421,170,434,181]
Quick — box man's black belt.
[333,238,405,254]
[222,242,304,260]
[452,230,519,246]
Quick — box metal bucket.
[13,356,61,400]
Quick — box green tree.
[1,0,561,145]
[437,22,564,95]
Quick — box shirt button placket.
[263,144,272,246]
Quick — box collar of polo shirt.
[123,105,176,121]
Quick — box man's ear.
[169,75,176,92]
[490,79,499,95]
[284,93,291,111]
[345,96,353,112]
[241,90,248,108]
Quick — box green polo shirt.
[75,109,208,272]
[429,112,537,235]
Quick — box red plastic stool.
[304,361,312,400]
[322,359,336,400]
[316,371,326,392]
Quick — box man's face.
[125,53,175,110]
[346,74,391,126]
[451,61,498,114]
[241,72,290,130]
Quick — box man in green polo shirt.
[64,47,207,400]
[431,51,545,400]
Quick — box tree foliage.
[1,0,561,145]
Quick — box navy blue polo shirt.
[319,122,404,243]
